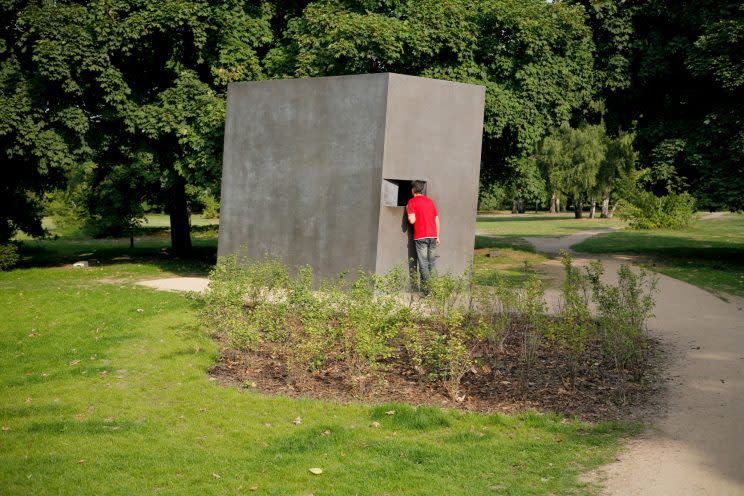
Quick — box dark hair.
[411,180,426,194]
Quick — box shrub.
[201,192,220,219]
[0,244,20,271]
[515,271,547,384]
[617,191,696,229]
[478,182,507,211]
[585,261,658,395]
[339,269,410,394]
[546,251,593,386]
[201,254,288,350]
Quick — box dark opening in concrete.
[383,179,424,207]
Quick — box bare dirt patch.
[209,326,664,422]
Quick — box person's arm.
[407,202,416,224]
[435,215,440,245]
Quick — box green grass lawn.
[0,238,638,495]
[573,214,744,299]
[473,236,548,287]
[476,213,623,238]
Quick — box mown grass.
[573,213,744,298]
[473,236,548,287]
[476,213,623,238]
[0,239,638,495]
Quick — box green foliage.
[538,123,607,216]
[515,271,547,380]
[478,182,507,211]
[338,269,411,393]
[505,155,547,209]
[200,191,220,219]
[0,244,19,271]
[547,251,593,385]
[585,261,658,386]
[2,0,272,248]
[588,0,744,210]
[617,191,697,230]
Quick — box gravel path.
[526,233,744,496]
[136,277,209,293]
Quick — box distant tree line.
[1,0,741,249]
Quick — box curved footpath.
[525,232,744,496]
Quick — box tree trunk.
[589,201,596,219]
[168,176,192,255]
[535,201,538,214]
[517,200,525,214]
[511,200,518,213]
[573,198,583,219]
[601,196,610,218]
[556,197,561,213]
[608,203,617,219]
[549,192,557,214]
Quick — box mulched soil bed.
[209,328,665,422]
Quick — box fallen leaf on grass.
[78,459,86,465]
[320,430,330,436]
[1,426,10,431]
[212,473,221,479]
[249,486,258,491]
[385,410,395,416]
[370,421,381,428]
[70,360,81,366]
[136,308,144,313]
[309,468,323,475]
[292,416,302,425]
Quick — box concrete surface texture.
[525,234,744,496]
[219,73,485,280]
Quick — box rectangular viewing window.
[382,179,425,207]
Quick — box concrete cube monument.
[218,73,485,280]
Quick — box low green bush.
[201,253,659,400]
[617,191,696,229]
[0,244,20,271]
[585,261,658,393]
[201,192,220,219]
[546,251,593,385]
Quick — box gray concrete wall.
[218,74,388,280]
[374,74,486,275]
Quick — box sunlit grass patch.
[573,213,744,297]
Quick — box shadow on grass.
[573,232,744,262]
[16,237,217,276]
[477,215,578,223]
[474,235,535,252]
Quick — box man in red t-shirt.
[406,180,440,289]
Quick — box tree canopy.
[1,0,741,245]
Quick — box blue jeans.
[414,238,438,286]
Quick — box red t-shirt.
[407,195,438,240]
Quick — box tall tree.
[0,1,91,242]
[595,130,637,218]
[539,124,606,218]
[4,0,273,250]
[576,0,744,210]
